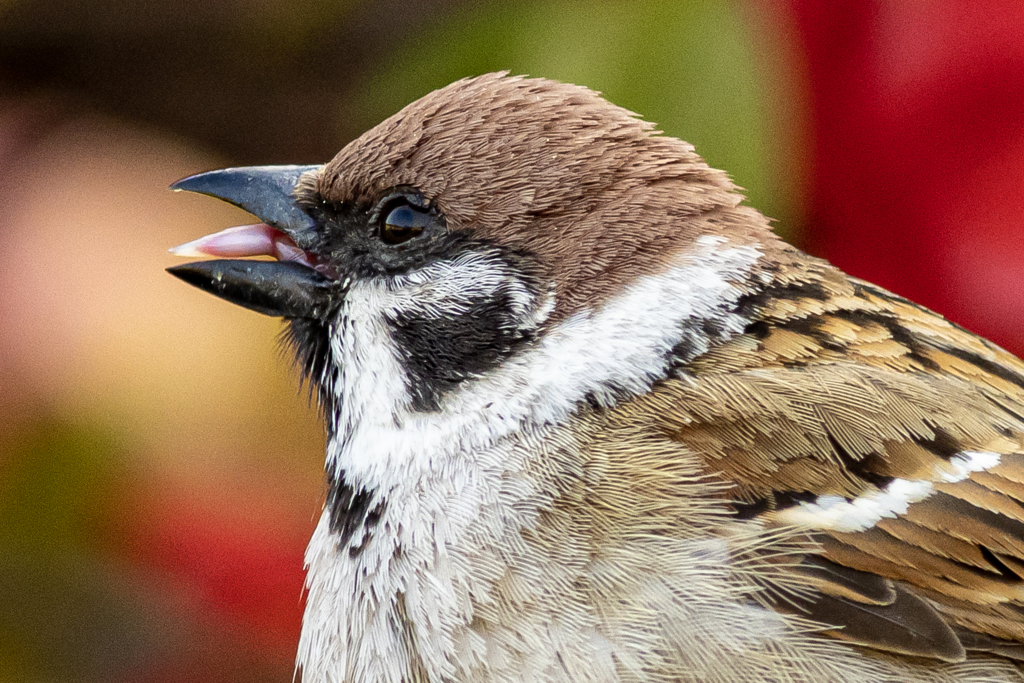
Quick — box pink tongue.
[169,223,315,268]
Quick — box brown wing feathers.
[667,257,1024,661]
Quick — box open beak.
[167,165,338,320]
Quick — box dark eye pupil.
[381,204,430,245]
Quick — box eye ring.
[380,201,431,245]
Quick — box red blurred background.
[796,1,1024,354]
[0,1,1022,681]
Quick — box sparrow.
[167,73,1024,682]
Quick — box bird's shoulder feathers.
[602,254,1024,663]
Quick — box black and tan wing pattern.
[652,254,1024,663]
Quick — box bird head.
[169,73,776,478]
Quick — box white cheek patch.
[774,451,1003,533]
[327,236,762,491]
[387,250,548,326]
[455,236,760,414]
[326,250,547,474]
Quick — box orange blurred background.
[1,1,1022,681]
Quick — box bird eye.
[380,203,431,245]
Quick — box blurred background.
[1,0,1022,680]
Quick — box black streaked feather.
[326,469,386,553]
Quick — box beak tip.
[169,174,201,193]
[165,263,194,283]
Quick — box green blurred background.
[1,0,1022,681]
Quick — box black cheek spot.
[387,289,534,412]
